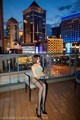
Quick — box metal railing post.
[48,54,51,76]
[68,53,71,75]
[7,55,12,91]
[74,53,77,74]
[41,55,45,68]
[17,54,20,83]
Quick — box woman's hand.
[35,72,45,79]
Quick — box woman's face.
[37,57,40,63]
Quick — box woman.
[31,55,47,118]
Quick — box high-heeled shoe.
[36,108,41,118]
[41,107,47,114]
[42,110,47,114]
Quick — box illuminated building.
[61,12,80,52]
[19,30,23,38]
[23,1,46,44]
[47,38,63,54]
[19,30,23,44]
[6,17,19,49]
[0,0,4,53]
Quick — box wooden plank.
[9,91,15,120]
[19,89,30,120]
[23,89,36,120]
[14,90,22,120]
[2,91,10,120]
[0,92,5,120]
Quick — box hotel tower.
[6,17,19,49]
[61,12,80,53]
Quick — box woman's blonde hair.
[32,55,40,64]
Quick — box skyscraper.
[6,17,19,49]
[23,1,46,44]
[0,0,4,53]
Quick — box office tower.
[6,17,19,49]
[52,26,61,38]
[61,12,80,43]
[23,1,46,44]
[0,0,4,53]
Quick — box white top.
[31,63,45,79]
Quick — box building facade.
[23,1,46,44]
[6,17,19,50]
[0,0,4,53]
[61,12,80,43]
[61,12,80,53]
[47,38,63,54]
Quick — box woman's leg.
[40,81,46,111]
[31,78,43,115]
[35,81,43,112]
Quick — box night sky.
[3,0,80,36]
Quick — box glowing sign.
[36,47,38,53]
[66,43,71,53]
[39,46,42,53]
[17,56,32,64]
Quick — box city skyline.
[3,0,80,36]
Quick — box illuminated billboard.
[17,56,33,64]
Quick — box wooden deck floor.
[0,80,80,120]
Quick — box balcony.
[0,53,80,119]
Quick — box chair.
[74,70,80,92]
[24,70,48,101]
[24,70,36,101]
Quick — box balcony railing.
[0,53,80,87]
